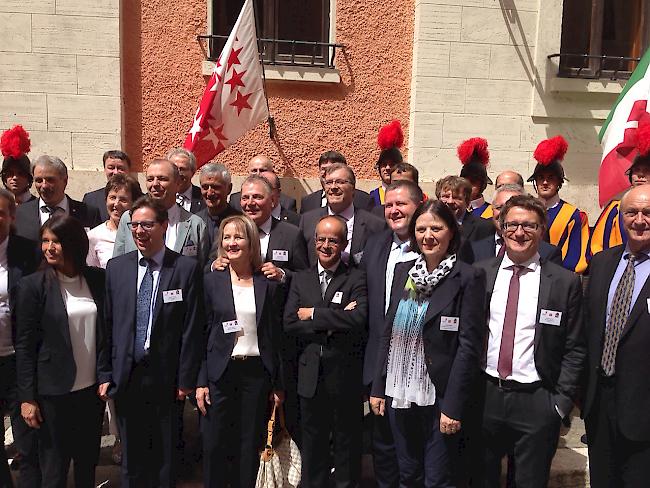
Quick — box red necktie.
[497,238,506,257]
[497,265,525,378]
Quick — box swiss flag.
[183,0,269,166]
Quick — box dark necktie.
[320,269,332,298]
[134,258,154,363]
[601,254,641,376]
[497,265,525,378]
[42,205,60,221]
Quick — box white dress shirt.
[165,204,181,250]
[0,238,12,356]
[86,221,117,268]
[258,216,273,259]
[137,247,165,351]
[177,186,193,212]
[384,234,419,313]
[328,203,355,264]
[231,284,259,357]
[39,196,69,225]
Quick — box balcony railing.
[548,53,642,81]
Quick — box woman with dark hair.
[370,199,486,487]
[196,214,285,488]
[15,215,107,487]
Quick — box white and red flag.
[183,0,269,166]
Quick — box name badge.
[272,249,289,262]
[440,316,459,332]
[162,289,183,303]
[183,245,197,257]
[353,251,364,265]
[540,309,562,326]
[331,291,343,304]
[222,320,242,334]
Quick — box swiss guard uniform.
[589,199,626,257]
[371,120,403,206]
[458,137,493,220]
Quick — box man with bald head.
[495,171,525,189]
[113,159,209,265]
[583,184,650,486]
[229,155,297,212]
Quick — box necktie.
[497,265,525,378]
[497,237,506,257]
[320,269,332,298]
[134,258,154,363]
[601,254,640,376]
[176,194,186,207]
[42,205,60,221]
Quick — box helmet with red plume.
[1,125,33,187]
[457,137,492,189]
[376,120,404,168]
[527,135,569,184]
[626,115,650,182]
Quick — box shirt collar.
[167,203,181,224]
[271,205,281,220]
[180,186,193,200]
[318,260,340,275]
[470,196,485,210]
[392,233,409,250]
[259,216,273,235]
[328,202,355,220]
[39,195,68,212]
[501,251,540,273]
[541,193,561,209]
[623,246,650,261]
[138,246,166,268]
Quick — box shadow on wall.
[122,0,143,171]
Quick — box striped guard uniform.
[546,199,589,274]
[588,199,626,259]
[370,186,385,206]
[471,201,494,220]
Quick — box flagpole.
[250,0,276,140]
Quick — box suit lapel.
[46,271,73,351]
[350,209,366,257]
[266,219,280,262]
[423,265,461,325]
[323,263,348,304]
[152,249,176,327]
[596,248,624,335]
[621,260,650,339]
[175,208,191,253]
[483,257,502,295]
[461,213,476,241]
[376,231,394,315]
[253,273,267,326]
[534,262,554,350]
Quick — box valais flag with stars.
[183,0,268,166]
[599,49,650,207]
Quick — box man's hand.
[196,387,211,416]
[97,382,111,401]
[297,308,314,321]
[176,387,193,401]
[369,396,385,416]
[440,412,461,435]
[211,256,229,271]
[261,262,284,282]
[344,300,357,311]
[270,390,284,407]
[21,401,43,429]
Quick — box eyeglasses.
[502,222,540,233]
[323,179,351,187]
[127,220,157,231]
[316,236,341,246]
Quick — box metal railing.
[198,34,344,69]
[548,53,642,80]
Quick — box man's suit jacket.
[186,184,205,214]
[230,191,297,213]
[15,196,102,242]
[582,246,650,441]
[300,189,375,214]
[460,212,495,244]
[284,263,368,399]
[113,203,209,267]
[6,234,39,330]
[15,266,107,401]
[278,208,300,227]
[197,269,284,388]
[299,206,386,267]
[196,204,242,255]
[266,218,309,279]
[371,260,486,420]
[463,233,563,265]
[82,187,110,222]
[475,256,585,418]
[101,249,204,399]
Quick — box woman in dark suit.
[196,214,285,488]
[370,199,486,487]
[15,215,107,488]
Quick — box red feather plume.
[1,125,31,159]
[457,137,489,166]
[636,116,650,157]
[533,135,568,166]
[377,120,404,150]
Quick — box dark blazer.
[266,218,309,279]
[299,206,387,267]
[284,263,368,399]
[464,233,563,265]
[196,204,242,255]
[278,208,300,227]
[197,269,285,388]
[15,266,107,401]
[7,235,39,333]
[476,257,585,417]
[187,184,205,214]
[15,196,102,242]
[103,249,204,398]
[230,191,297,214]
[371,260,486,420]
[582,246,650,441]
[300,189,375,214]
[82,187,109,222]
[460,212,495,244]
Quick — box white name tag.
[440,316,459,332]
[540,309,562,326]
[222,320,242,333]
[331,291,343,304]
[183,245,197,257]
[272,249,289,262]
[162,289,183,303]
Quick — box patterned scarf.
[407,253,457,297]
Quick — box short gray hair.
[147,159,180,181]
[493,184,525,200]
[200,163,231,185]
[32,155,68,179]
[166,147,197,173]
[242,174,272,196]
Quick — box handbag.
[255,403,301,488]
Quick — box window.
[211,0,333,67]
[556,0,650,79]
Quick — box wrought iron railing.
[548,53,642,81]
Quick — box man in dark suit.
[285,215,367,488]
[15,155,101,241]
[229,154,297,213]
[194,163,241,253]
[475,194,585,487]
[300,163,386,267]
[167,148,204,214]
[300,150,374,214]
[582,184,650,487]
[82,150,134,222]
[262,171,300,226]
[462,183,562,265]
[98,196,204,487]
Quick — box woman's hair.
[40,215,89,274]
[104,173,143,201]
[408,199,461,255]
[215,214,263,271]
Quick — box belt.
[484,373,542,392]
[230,355,262,361]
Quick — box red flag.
[183,0,269,167]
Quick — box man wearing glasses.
[299,162,385,266]
[474,194,585,487]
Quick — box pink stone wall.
[124,0,414,179]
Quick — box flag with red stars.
[183,0,269,166]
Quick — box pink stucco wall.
[124,0,414,179]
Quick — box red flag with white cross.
[183,0,269,166]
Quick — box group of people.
[0,118,647,488]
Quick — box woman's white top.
[57,272,97,391]
[230,283,260,357]
[86,221,116,269]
